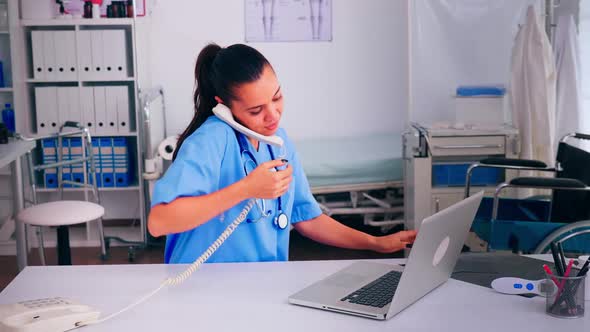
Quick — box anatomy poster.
[245,0,332,42]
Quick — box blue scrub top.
[151,116,322,264]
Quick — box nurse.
[148,43,417,264]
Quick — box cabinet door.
[431,193,464,214]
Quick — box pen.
[551,259,575,313]
[577,258,590,277]
[550,242,564,276]
[543,264,559,286]
[557,242,567,274]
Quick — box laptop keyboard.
[340,270,401,308]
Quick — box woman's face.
[226,65,283,137]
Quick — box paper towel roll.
[158,136,178,161]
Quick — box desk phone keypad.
[18,298,71,309]
[340,270,401,308]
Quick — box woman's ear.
[214,96,223,104]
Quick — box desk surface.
[0,259,588,331]
[0,139,35,168]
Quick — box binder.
[31,31,45,80]
[35,87,59,135]
[77,30,93,80]
[105,87,118,132]
[60,137,72,188]
[53,31,66,79]
[56,31,77,81]
[99,137,114,187]
[56,87,81,130]
[53,31,74,80]
[67,87,82,126]
[42,31,57,80]
[113,137,130,187]
[93,87,108,134]
[57,87,69,129]
[102,29,127,79]
[90,30,104,80]
[80,87,95,133]
[41,138,58,188]
[115,86,130,134]
[69,138,84,185]
[90,137,101,187]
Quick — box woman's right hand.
[243,159,292,199]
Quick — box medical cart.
[403,123,519,231]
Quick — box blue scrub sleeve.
[288,140,322,224]
[151,125,228,207]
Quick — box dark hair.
[173,43,272,160]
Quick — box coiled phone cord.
[78,199,256,328]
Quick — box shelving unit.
[0,0,20,254]
[21,18,134,27]
[0,0,146,255]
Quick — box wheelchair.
[464,132,590,254]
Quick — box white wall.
[140,0,408,140]
[409,0,542,124]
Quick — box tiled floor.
[0,219,404,292]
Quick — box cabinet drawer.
[430,136,505,156]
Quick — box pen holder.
[545,273,586,319]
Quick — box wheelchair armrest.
[480,157,547,168]
[509,177,586,189]
[574,132,590,140]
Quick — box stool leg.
[37,226,46,266]
[97,218,107,259]
[56,226,72,265]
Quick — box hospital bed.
[295,134,405,230]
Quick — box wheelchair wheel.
[533,220,590,254]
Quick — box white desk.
[1,259,588,331]
[0,139,35,271]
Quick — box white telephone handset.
[0,297,100,332]
[212,103,284,147]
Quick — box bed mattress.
[294,133,403,188]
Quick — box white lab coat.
[510,6,557,167]
[554,14,582,145]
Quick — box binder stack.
[41,139,58,188]
[90,137,101,187]
[113,137,131,187]
[69,138,84,185]
[32,29,127,81]
[59,138,72,188]
[99,137,115,187]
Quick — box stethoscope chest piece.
[275,213,289,230]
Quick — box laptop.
[288,191,484,320]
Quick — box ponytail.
[173,43,272,161]
[173,43,221,160]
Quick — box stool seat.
[18,201,105,227]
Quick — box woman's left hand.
[372,230,417,253]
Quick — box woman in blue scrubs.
[148,43,417,264]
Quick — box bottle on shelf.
[2,103,14,133]
[127,0,134,17]
[0,61,5,88]
[84,1,93,18]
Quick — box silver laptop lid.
[385,191,484,318]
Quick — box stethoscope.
[235,131,289,230]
